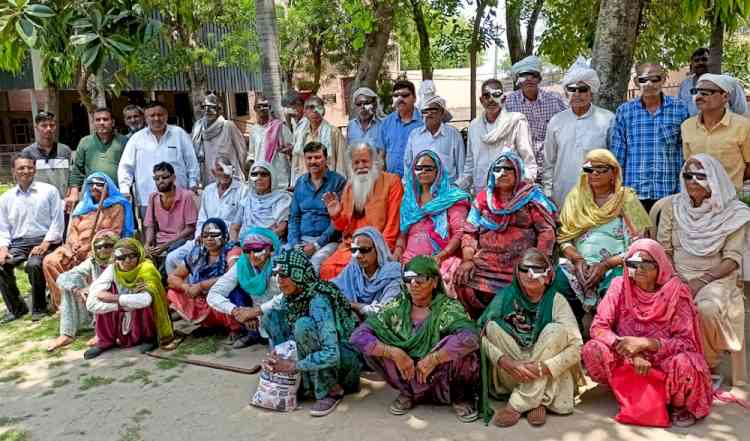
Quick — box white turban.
[698,74,736,94]
[561,56,601,94]
[418,80,452,122]
[511,55,542,77]
[352,87,385,119]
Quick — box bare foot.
[47,335,74,352]
[87,336,98,347]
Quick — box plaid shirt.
[609,95,689,200]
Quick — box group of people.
[0,45,748,428]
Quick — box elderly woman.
[231,161,291,240]
[43,172,133,308]
[582,239,713,427]
[260,249,362,417]
[84,239,173,359]
[657,154,750,374]
[395,150,469,296]
[207,227,281,348]
[479,248,583,427]
[333,227,401,318]
[46,230,119,352]
[167,219,242,332]
[454,151,557,319]
[350,256,480,422]
[558,149,651,316]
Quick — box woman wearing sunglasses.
[43,172,134,309]
[84,238,174,359]
[46,230,120,352]
[582,239,712,427]
[657,154,750,381]
[350,256,479,422]
[231,161,291,241]
[557,149,651,323]
[454,151,557,319]
[479,248,583,427]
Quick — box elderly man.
[380,80,424,177]
[119,101,200,219]
[66,107,128,211]
[281,89,307,135]
[122,104,145,139]
[164,156,247,273]
[248,95,293,191]
[610,63,690,212]
[291,96,347,185]
[505,55,567,180]
[319,142,403,280]
[0,153,64,322]
[21,111,73,202]
[288,142,347,271]
[682,74,750,191]
[192,93,247,187]
[543,59,614,206]
[458,78,536,194]
[347,87,385,151]
[678,48,748,117]
[403,85,465,181]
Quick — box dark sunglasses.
[625,259,658,271]
[682,172,708,182]
[637,75,662,84]
[202,232,224,239]
[392,92,411,99]
[93,243,114,251]
[243,245,269,254]
[493,165,515,173]
[692,56,709,64]
[566,85,591,94]
[422,107,442,114]
[114,253,139,262]
[272,270,289,278]
[153,174,173,182]
[414,165,436,172]
[250,171,271,178]
[482,91,504,99]
[89,181,106,189]
[351,246,374,255]
[519,72,540,79]
[517,264,548,273]
[690,88,722,97]
[582,165,612,175]
[355,100,374,107]
[403,275,430,285]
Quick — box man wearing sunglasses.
[346,87,385,152]
[677,48,747,117]
[681,73,750,192]
[248,95,293,191]
[543,59,614,206]
[610,63,689,212]
[290,95,347,185]
[379,80,424,178]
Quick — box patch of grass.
[0,372,24,383]
[0,428,31,441]
[38,389,55,397]
[115,360,138,369]
[175,335,220,356]
[51,378,70,388]
[162,374,179,383]
[154,358,179,370]
[118,425,142,441]
[0,415,29,428]
[79,361,90,368]
[120,369,152,385]
[78,375,115,391]
[47,360,65,369]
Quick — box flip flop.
[389,394,415,415]
[492,405,521,427]
[452,401,479,423]
[527,406,546,426]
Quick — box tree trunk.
[311,37,323,94]
[505,0,524,64]
[351,0,395,95]
[410,0,432,80]
[590,0,645,111]
[45,85,59,117]
[256,0,285,117]
[524,0,544,56]
[470,1,488,119]
[708,14,723,74]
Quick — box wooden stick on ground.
[144,351,261,375]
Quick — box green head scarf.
[91,229,119,266]
[364,256,477,359]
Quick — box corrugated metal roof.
[0,59,34,89]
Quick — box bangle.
[538,361,543,376]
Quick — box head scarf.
[511,55,542,79]
[73,172,135,237]
[91,229,119,266]
[364,256,477,359]
[352,87,386,120]
[561,56,600,94]
[235,227,281,299]
[184,218,233,284]
[273,249,358,339]
[247,161,292,227]
[698,73,737,93]
[418,80,453,122]
[467,151,556,231]
[558,149,651,243]
[112,239,173,345]
[673,154,750,256]
[333,227,402,305]
[400,150,470,241]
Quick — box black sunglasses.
[114,253,139,262]
[637,75,662,84]
[517,264,548,273]
[492,165,515,173]
[202,232,224,239]
[566,85,591,94]
[243,245,269,254]
[93,242,114,251]
[414,165,436,172]
[582,165,612,175]
[392,92,412,98]
[250,171,271,178]
[682,172,708,182]
[403,275,430,285]
[89,181,106,188]
[355,100,374,107]
[272,270,289,278]
[690,88,722,97]
[351,246,374,255]
[482,91,504,99]
[625,259,658,271]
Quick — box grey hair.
[347,141,383,169]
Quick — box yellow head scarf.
[558,149,651,244]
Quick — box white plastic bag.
[250,341,300,412]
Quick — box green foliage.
[79,374,116,391]
[397,5,476,70]
[682,0,750,31]
[723,34,750,86]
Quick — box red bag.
[609,363,670,427]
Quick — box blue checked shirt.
[609,95,689,200]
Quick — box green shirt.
[69,133,127,188]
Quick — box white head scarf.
[697,74,737,93]
[248,161,292,228]
[351,87,385,120]
[417,80,453,122]
[673,153,750,256]
[561,56,600,94]
[511,55,542,79]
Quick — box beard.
[350,164,381,212]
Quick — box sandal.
[527,405,546,426]
[310,394,343,417]
[452,401,479,423]
[389,394,415,415]
[492,405,521,427]
[671,408,696,427]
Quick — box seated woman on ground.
[207,227,281,349]
[43,172,134,309]
[231,161,291,240]
[167,218,242,334]
[479,248,583,428]
[657,154,750,379]
[46,230,119,352]
[582,239,712,427]
[454,151,557,319]
[350,256,480,423]
[394,150,469,296]
[333,226,401,319]
[557,149,650,324]
[260,249,362,417]
[84,238,174,359]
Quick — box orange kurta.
[43,204,125,308]
[319,172,403,280]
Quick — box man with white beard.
[318,142,403,280]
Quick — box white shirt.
[86,265,153,314]
[403,123,466,182]
[543,105,614,206]
[0,181,64,247]
[248,121,294,190]
[196,179,247,238]
[118,125,200,206]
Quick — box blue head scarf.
[400,150,470,238]
[72,172,135,237]
[184,218,232,284]
[235,227,281,299]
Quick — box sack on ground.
[250,341,300,412]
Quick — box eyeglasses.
[582,165,612,175]
[692,56,709,64]
[690,88,722,97]
[519,72,540,79]
[414,165,436,173]
[482,91,504,99]
[682,172,708,182]
[89,182,106,189]
[202,232,223,240]
[350,246,374,255]
[392,92,411,99]
[114,253,139,262]
[403,275,430,285]
[153,174,172,182]
[625,259,658,271]
[566,85,591,94]
[355,100,374,107]
[492,165,515,173]
[93,243,114,251]
[271,270,289,278]
[243,245,269,254]
[422,107,441,114]
[637,75,662,84]
[517,264,548,273]
[250,171,271,178]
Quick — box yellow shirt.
[682,111,750,191]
